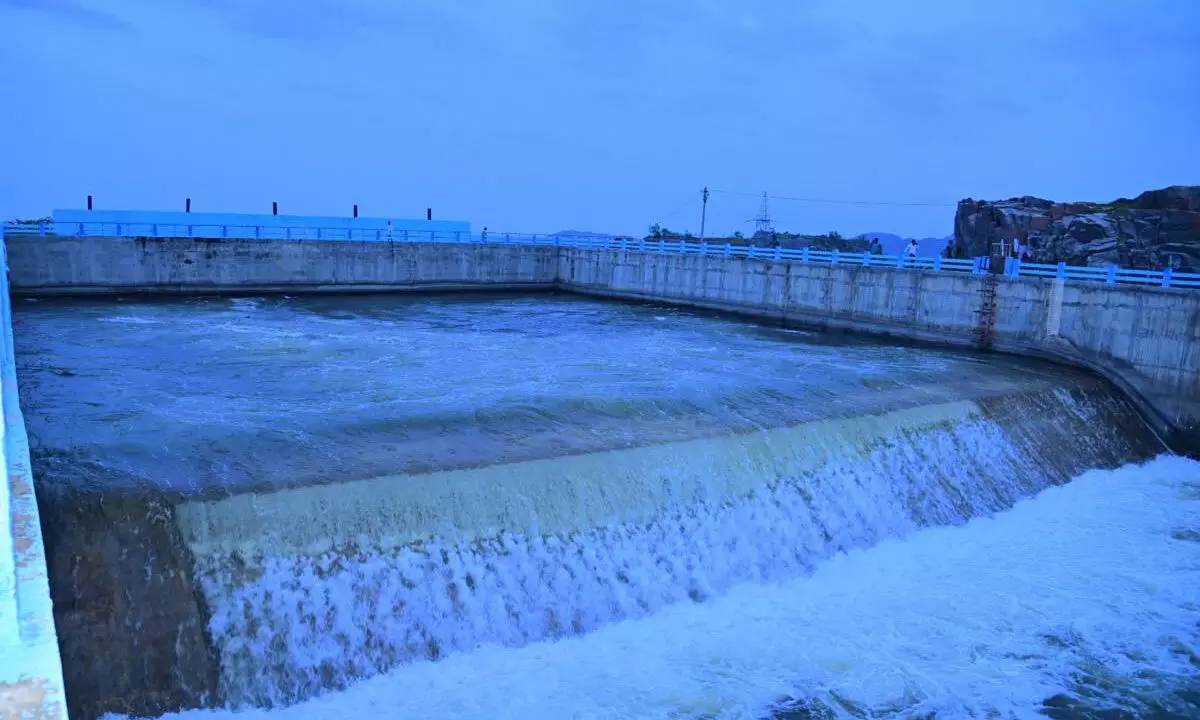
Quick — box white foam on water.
[230,298,263,312]
[110,455,1200,720]
[95,315,164,326]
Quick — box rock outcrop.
[953,185,1200,269]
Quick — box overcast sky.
[1,0,1197,238]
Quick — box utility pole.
[699,186,710,242]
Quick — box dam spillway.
[11,292,1200,719]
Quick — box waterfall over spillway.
[176,387,1160,708]
[127,453,1200,720]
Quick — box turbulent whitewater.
[123,455,1200,720]
[13,293,1193,719]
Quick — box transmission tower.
[753,192,775,237]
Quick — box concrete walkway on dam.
[5,232,1198,454]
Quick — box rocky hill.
[952,185,1200,269]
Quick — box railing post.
[774,246,781,261]
[455,231,461,243]
[638,238,646,252]
[831,249,840,265]
[864,252,872,267]
[115,223,122,236]
[286,227,292,240]
[748,245,757,259]
[678,240,684,254]
[255,225,261,239]
[896,253,905,269]
[801,247,810,263]
[1106,265,1117,285]
[220,225,226,239]
[1056,262,1066,280]
[1162,267,1174,288]
[723,243,731,257]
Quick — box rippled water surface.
[16,292,1083,497]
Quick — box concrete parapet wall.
[4,235,557,296]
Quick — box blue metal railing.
[4,220,1197,288]
[1004,257,1200,289]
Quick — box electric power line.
[710,189,956,208]
[654,189,704,228]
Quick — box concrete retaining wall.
[0,241,68,719]
[557,248,1200,453]
[4,235,557,296]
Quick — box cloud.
[0,0,131,31]
[0,0,1196,238]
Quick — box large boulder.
[952,186,1200,269]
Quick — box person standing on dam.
[481,227,488,243]
[904,238,919,258]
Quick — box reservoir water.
[12,292,1198,719]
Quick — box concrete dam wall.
[6,233,1196,453]
[3,234,557,295]
[4,232,1197,718]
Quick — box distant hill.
[552,230,615,239]
[861,232,952,255]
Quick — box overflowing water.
[114,455,1200,720]
[12,293,1191,719]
